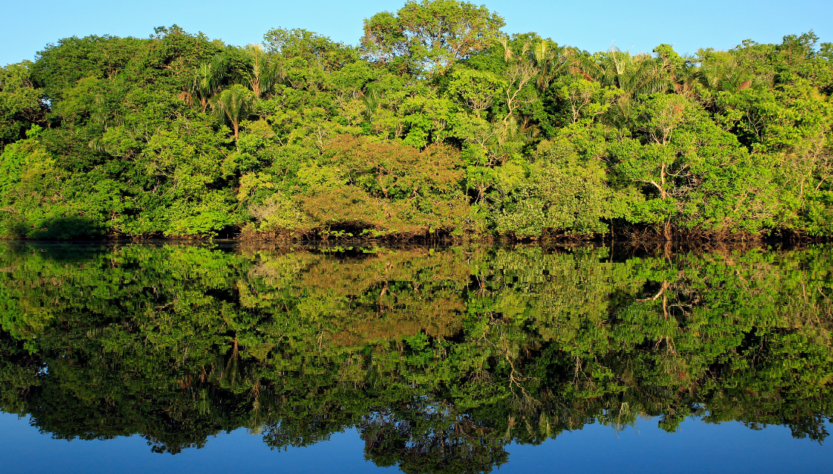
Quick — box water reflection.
[0,243,831,472]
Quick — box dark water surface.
[0,242,831,473]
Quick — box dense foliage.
[1,243,832,472]
[1,1,833,240]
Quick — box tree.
[446,68,505,117]
[530,40,576,92]
[361,0,505,77]
[0,62,43,149]
[582,47,668,129]
[191,62,221,112]
[1,6,833,242]
[244,44,283,99]
[211,84,255,142]
[585,47,667,97]
[696,49,755,92]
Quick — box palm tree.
[192,62,221,113]
[211,84,255,142]
[697,51,755,92]
[580,48,668,129]
[652,44,701,97]
[584,47,668,98]
[530,40,576,91]
[670,58,702,97]
[245,44,283,99]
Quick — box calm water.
[0,242,831,473]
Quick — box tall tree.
[361,0,505,77]
[244,44,283,99]
[191,62,221,112]
[0,62,44,149]
[211,84,255,142]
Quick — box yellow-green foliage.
[0,4,831,240]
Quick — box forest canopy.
[1,0,832,241]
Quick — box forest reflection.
[0,242,831,473]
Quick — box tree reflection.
[0,243,832,470]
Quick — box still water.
[0,242,831,473]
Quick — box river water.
[0,242,830,473]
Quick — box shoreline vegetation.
[1,1,832,242]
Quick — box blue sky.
[3,0,832,65]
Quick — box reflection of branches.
[505,351,531,400]
[360,403,509,474]
[638,280,669,304]
[6,242,833,458]
[484,330,539,410]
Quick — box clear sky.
[3,0,832,65]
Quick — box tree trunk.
[660,163,667,200]
[661,163,670,240]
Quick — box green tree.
[361,0,505,77]
[211,84,255,142]
[0,62,43,149]
[191,62,221,112]
[244,44,283,99]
